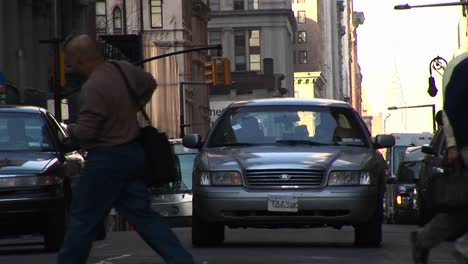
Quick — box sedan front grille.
[245,169,325,187]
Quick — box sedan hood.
[205,146,371,171]
[0,152,59,174]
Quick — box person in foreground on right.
[410,51,468,264]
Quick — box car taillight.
[396,195,402,205]
[0,175,60,187]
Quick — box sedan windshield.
[208,105,368,147]
[0,112,54,151]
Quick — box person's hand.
[446,146,460,166]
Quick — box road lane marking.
[94,254,132,264]
[94,243,111,249]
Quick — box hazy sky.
[353,0,461,133]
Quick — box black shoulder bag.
[109,61,179,188]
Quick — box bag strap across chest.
[108,61,151,125]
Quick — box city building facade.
[206,0,297,112]
[292,0,326,99]
[97,0,211,138]
[0,0,95,117]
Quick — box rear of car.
[183,98,394,247]
[393,146,424,224]
[383,132,432,223]
[150,139,198,227]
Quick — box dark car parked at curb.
[389,146,424,224]
[183,98,395,247]
[417,126,446,226]
[0,105,105,252]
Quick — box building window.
[234,29,261,71]
[248,0,259,9]
[298,31,307,43]
[210,0,220,11]
[208,31,222,57]
[249,30,261,71]
[113,7,122,34]
[96,0,107,33]
[234,0,244,10]
[150,0,162,28]
[297,11,306,24]
[298,51,307,64]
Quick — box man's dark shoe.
[411,231,429,264]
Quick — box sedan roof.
[0,105,45,114]
[228,98,350,108]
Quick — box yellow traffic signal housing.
[205,58,232,86]
[204,59,218,86]
[221,58,232,85]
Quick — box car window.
[178,153,196,190]
[151,144,197,194]
[0,112,54,151]
[392,145,410,176]
[46,113,68,143]
[397,160,422,183]
[208,105,367,147]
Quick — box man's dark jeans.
[57,142,195,264]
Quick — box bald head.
[65,34,104,77]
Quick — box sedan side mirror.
[374,134,395,149]
[62,137,81,153]
[421,145,436,155]
[183,134,204,149]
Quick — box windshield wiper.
[275,139,325,146]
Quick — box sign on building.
[210,100,233,126]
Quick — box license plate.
[268,196,298,212]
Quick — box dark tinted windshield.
[392,146,409,176]
[397,160,422,183]
[208,105,367,147]
[0,112,53,151]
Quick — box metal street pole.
[387,104,436,133]
[179,81,209,139]
[384,113,391,134]
[53,0,61,121]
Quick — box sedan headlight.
[328,171,371,186]
[0,175,60,188]
[198,171,242,186]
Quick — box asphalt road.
[0,224,459,264]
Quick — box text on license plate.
[268,196,298,212]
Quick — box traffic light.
[204,59,218,86]
[204,58,232,86]
[221,58,232,85]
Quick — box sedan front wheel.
[354,202,383,247]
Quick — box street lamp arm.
[135,44,222,66]
[395,2,468,10]
[387,104,437,132]
[388,104,435,110]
